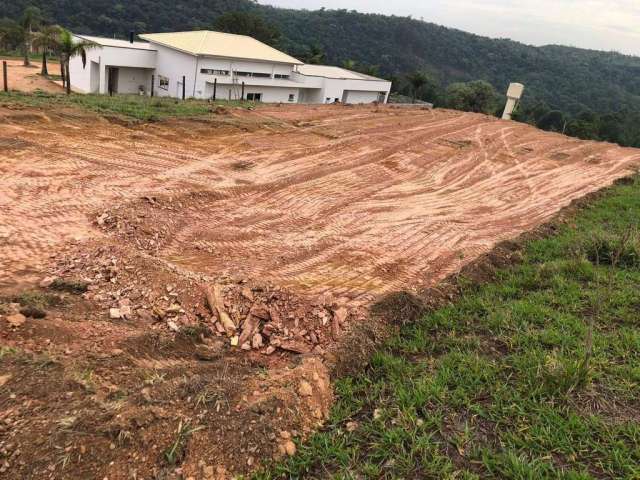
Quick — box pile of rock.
[48,242,363,358]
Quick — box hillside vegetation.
[2,0,640,145]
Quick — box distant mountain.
[3,0,640,117]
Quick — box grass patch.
[2,291,63,311]
[0,90,256,121]
[257,177,640,480]
[49,278,89,294]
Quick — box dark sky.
[262,0,640,56]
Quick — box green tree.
[58,29,96,95]
[303,44,326,65]
[33,24,61,76]
[565,110,600,140]
[212,11,281,47]
[357,64,380,77]
[406,71,429,103]
[0,19,22,53]
[342,59,357,70]
[446,80,498,114]
[19,6,41,66]
[537,110,566,133]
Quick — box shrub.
[582,230,640,268]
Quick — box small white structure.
[69,35,157,95]
[502,82,525,120]
[69,30,392,104]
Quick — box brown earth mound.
[1,103,640,479]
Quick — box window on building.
[246,93,263,101]
[275,74,290,79]
[288,94,295,102]
[235,71,271,78]
[159,75,169,90]
[200,69,230,76]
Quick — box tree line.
[0,6,95,94]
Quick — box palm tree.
[33,25,61,76]
[20,6,41,67]
[406,71,429,103]
[58,29,96,95]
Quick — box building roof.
[75,35,155,51]
[139,31,303,65]
[297,64,388,82]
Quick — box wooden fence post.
[213,78,217,101]
[241,81,245,101]
[150,74,154,97]
[182,75,186,100]
[2,61,7,92]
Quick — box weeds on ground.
[164,420,204,465]
[5,290,62,310]
[0,91,256,121]
[143,370,166,386]
[257,177,640,479]
[50,278,89,294]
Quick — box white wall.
[344,90,383,104]
[69,39,157,94]
[291,72,392,104]
[152,44,299,100]
[116,67,153,94]
[152,44,197,98]
[69,50,95,93]
[204,83,299,103]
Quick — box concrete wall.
[205,82,299,103]
[344,90,383,104]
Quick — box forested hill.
[3,0,640,118]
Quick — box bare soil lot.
[1,102,639,479]
[1,58,63,93]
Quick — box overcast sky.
[262,0,640,56]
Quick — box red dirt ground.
[1,101,640,479]
[1,58,64,93]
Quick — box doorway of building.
[107,67,119,95]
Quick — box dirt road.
[1,58,63,93]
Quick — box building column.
[98,61,107,94]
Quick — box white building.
[69,30,391,104]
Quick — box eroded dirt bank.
[1,103,640,479]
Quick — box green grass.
[257,177,640,480]
[0,90,255,121]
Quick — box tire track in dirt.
[1,104,639,297]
